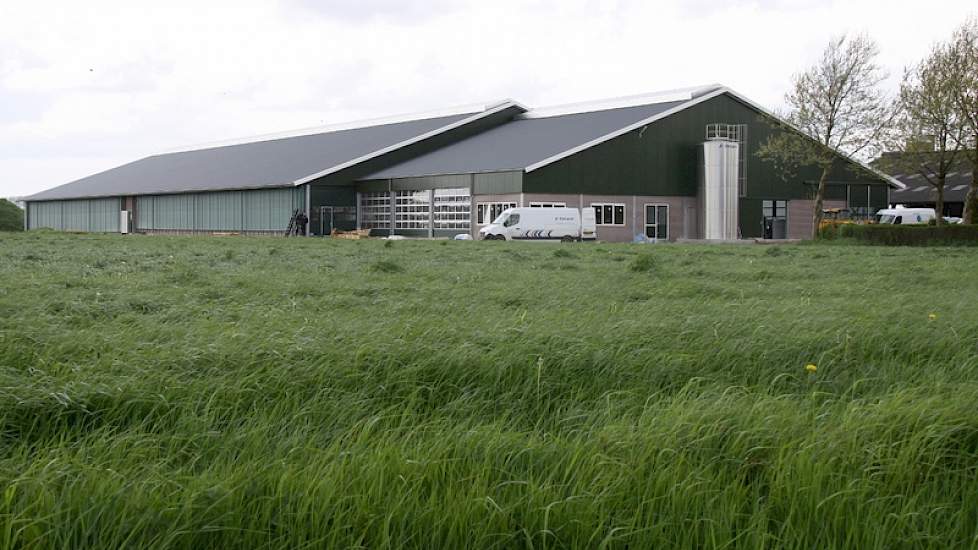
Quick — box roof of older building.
[879,153,974,203]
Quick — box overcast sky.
[1,0,975,199]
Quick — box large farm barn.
[24,85,900,241]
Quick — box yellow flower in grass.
[928,313,937,321]
[805,363,818,373]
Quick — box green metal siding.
[870,185,888,208]
[849,185,870,208]
[138,194,193,230]
[739,199,763,239]
[523,93,887,200]
[29,201,62,230]
[196,191,243,231]
[392,174,470,191]
[136,187,304,232]
[357,180,390,193]
[310,186,356,207]
[27,198,120,232]
[90,198,120,232]
[825,185,847,201]
[63,200,89,231]
[357,171,522,195]
[473,171,521,195]
[242,188,305,231]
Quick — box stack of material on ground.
[330,229,371,240]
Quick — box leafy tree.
[879,43,966,224]
[758,34,897,238]
[0,199,24,231]
[945,18,978,223]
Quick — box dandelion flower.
[928,313,937,321]
[805,363,817,373]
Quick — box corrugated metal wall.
[136,187,305,232]
[27,198,121,232]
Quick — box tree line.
[759,18,978,236]
[0,199,24,232]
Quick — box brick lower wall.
[473,192,695,242]
[788,200,846,239]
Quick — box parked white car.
[479,207,597,241]
[875,207,936,225]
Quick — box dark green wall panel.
[739,199,763,238]
[309,185,356,235]
[524,93,887,201]
[870,185,888,208]
[473,172,521,194]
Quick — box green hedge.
[0,199,24,231]
[823,223,978,246]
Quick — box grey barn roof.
[888,171,973,203]
[884,158,974,202]
[361,100,687,180]
[25,109,491,201]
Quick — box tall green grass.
[1,232,977,548]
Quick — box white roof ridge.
[519,84,723,119]
[157,99,514,155]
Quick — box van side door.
[503,212,521,239]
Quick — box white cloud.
[0,0,974,198]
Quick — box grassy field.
[1,231,977,549]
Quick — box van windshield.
[877,214,896,224]
[492,211,511,225]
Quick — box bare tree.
[758,34,897,238]
[945,18,978,224]
[879,44,966,225]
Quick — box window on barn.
[762,200,787,219]
[591,203,625,226]
[477,202,517,225]
[433,188,471,230]
[394,190,431,230]
[529,202,566,208]
[359,192,391,229]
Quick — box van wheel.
[561,236,575,243]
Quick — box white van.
[479,207,597,241]
[875,207,936,225]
